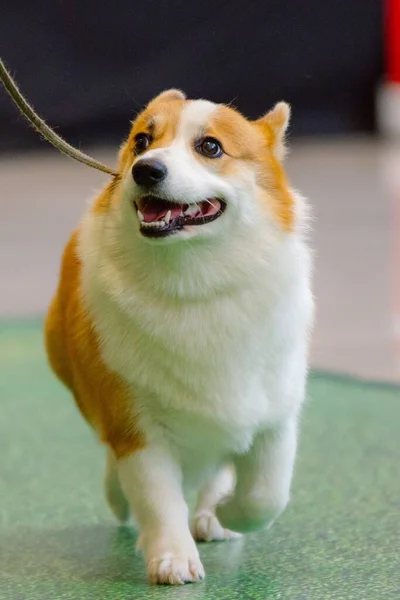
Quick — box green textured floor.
[0,321,399,600]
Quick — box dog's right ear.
[149,89,186,104]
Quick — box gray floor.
[1,137,399,383]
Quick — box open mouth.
[134,196,227,237]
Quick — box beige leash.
[0,58,118,177]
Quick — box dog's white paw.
[147,552,205,585]
[192,510,242,542]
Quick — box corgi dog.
[45,89,313,585]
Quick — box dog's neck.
[80,214,288,307]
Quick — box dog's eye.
[196,137,223,158]
[134,133,152,154]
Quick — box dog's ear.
[255,102,291,161]
[149,89,186,104]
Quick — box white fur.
[79,99,314,584]
[118,446,204,584]
[193,465,241,541]
[104,449,130,522]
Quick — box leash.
[0,58,119,177]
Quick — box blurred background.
[0,0,399,382]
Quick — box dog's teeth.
[184,204,199,216]
[137,210,144,222]
[165,210,171,225]
[140,220,165,229]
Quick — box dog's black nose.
[132,159,168,187]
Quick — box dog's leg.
[192,465,241,542]
[216,418,297,533]
[118,445,204,585]
[105,448,130,523]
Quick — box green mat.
[1,321,399,600]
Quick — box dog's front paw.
[192,510,241,542]
[147,552,205,585]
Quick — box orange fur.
[119,95,186,171]
[209,106,295,230]
[257,102,290,160]
[209,106,259,160]
[91,177,121,215]
[45,230,145,459]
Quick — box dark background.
[0,0,383,152]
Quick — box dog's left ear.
[255,102,291,161]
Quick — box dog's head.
[117,90,295,244]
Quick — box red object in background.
[387,0,400,83]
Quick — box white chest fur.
[79,212,313,468]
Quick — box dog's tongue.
[138,197,183,223]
